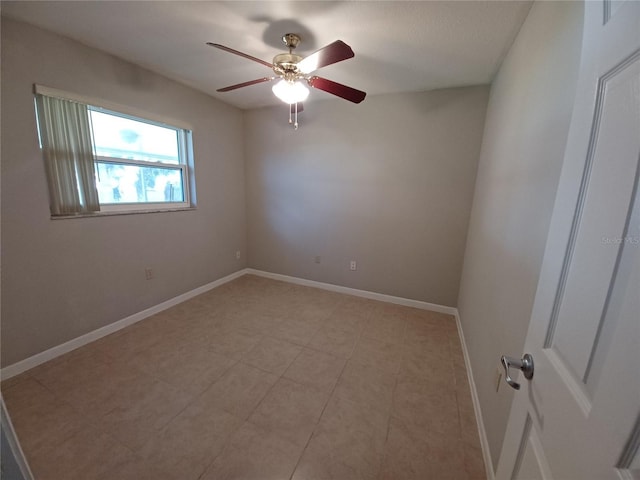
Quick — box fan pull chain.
[287,103,299,130]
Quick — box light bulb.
[272,79,309,104]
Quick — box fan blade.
[298,40,354,74]
[290,103,304,114]
[217,77,273,92]
[206,42,273,68]
[308,76,366,104]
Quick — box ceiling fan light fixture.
[272,79,309,104]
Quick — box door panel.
[497,1,640,479]
[549,50,640,392]
[512,416,551,480]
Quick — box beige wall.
[457,1,584,471]
[1,19,247,366]
[245,87,489,306]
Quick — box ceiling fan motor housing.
[272,53,303,79]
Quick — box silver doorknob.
[500,353,534,390]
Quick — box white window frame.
[90,106,192,213]
[34,85,195,216]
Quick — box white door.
[496,1,640,479]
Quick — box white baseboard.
[2,266,491,480]
[2,267,458,380]
[250,269,492,476]
[0,269,248,380]
[246,268,457,315]
[454,310,496,480]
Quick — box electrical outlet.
[145,268,154,280]
[236,250,241,260]
[314,256,321,264]
[495,367,502,392]
[350,260,357,271]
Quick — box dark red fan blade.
[308,76,366,104]
[290,103,304,114]
[217,77,273,92]
[297,40,354,74]
[206,42,273,68]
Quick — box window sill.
[51,206,196,220]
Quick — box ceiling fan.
[207,33,366,129]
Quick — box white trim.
[245,268,458,315]
[250,267,492,475]
[0,269,247,380]
[33,84,193,130]
[1,266,491,475]
[1,267,460,378]
[454,309,496,480]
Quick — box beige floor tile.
[378,415,469,480]
[404,328,452,354]
[334,361,396,412]
[335,297,380,321]
[193,362,278,420]
[1,377,57,413]
[98,376,193,451]
[392,376,461,438]
[459,400,482,448]
[4,276,485,480]
[225,310,284,336]
[130,340,237,395]
[269,318,322,346]
[93,320,169,363]
[27,427,134,480]
[284,304,337,323]
[318,393,389,441]
[0,371,33,391]
[323,311,366,335]
[405,313,455,339]
[96,456,178,480]
[248,377,329,447]
[398,347,455,387]
[283,347,346,392]
[242,336,303,375]
[293,395,387,480]
[308,325,360,358]
[350,336,403,375]
[464,443,487,480]
[360,316,407,344]
[292,452,376,480]
[34,359,143,418]
[201,421,304,480]
[137,403,242,480]
[454,357,473,391]
[209,329,263,359]
[29,351,114,399]
[8,395,87,457]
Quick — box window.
[34,86,194,216]
[89,108,191,212]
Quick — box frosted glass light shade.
[272,80,309,104]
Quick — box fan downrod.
[273,33,303,78]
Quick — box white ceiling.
[2,1,532,110]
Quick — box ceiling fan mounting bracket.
[282,33,301,52]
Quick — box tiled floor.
[1,275,486,480]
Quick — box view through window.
[90,108,190,208]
